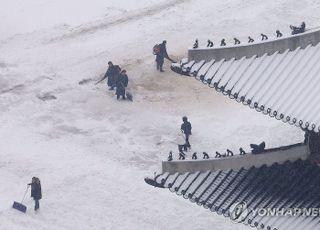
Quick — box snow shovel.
[12,185,29,213]
[166,56,177,63]
[126,91,133,102]
[95,78,105,85]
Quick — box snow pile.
[0,0,318,229]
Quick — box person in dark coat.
[99,61,120,90]
[181,116,192,151]
[116,69,128,100]
[28,177,42,211]
[155,40,171,72]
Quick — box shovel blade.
[126,92,133,101]
[13,201,27,213]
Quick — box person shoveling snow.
[12,177,42,212]
[28,177,42,211]
[95,61,121,91]
[154,40,175,72]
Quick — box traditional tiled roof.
[171,43,320,132]
[148,160,320,230]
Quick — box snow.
[0,0,317,229]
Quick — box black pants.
[183,134,191,151]
[156,62,164,71]
[117,94,126,100]
[178,144,183,152]
[116,87,126,100]
[35,199,40,210]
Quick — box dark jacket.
[116,73,129,96]
[104,65,120,87]
[181,121,192,135]
[29,181,42,200]
[156,43,169,64]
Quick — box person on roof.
[28,177,42,211]
[181,116,192,151]
[155,40,173,72]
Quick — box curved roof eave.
[171,43,320,133]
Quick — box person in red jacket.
[155,40,173,72]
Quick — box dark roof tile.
[146,160,320,230]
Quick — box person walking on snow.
[28,177,42,211]
[181,116,192,151]
[116,69,129,100]
[155,40,172,72]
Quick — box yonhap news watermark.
[229,201,320,222]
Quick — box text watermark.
[229,202,320,223]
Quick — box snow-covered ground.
[0,0,318,229]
